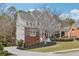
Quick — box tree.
[0,4,17,47]
[6,6,17,45]
[0,15,16,46]
[7,6,16,15]
[43,6,63,38]
[66,18,75,26]
[7,6,17,20]
[0,14,14,46]
[38,4,64,41]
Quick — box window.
[36,31,39,36]
[26,22,28,26]
[72,29,75,31]
[77,28,79,30]
[30,22,32,26]
[30,31,36,36]
[37,22,40,26]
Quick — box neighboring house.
[61,26,70,38]
[16,10,60,47]
[63,22,79,39]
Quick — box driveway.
[58,51,79,56]
[4,47,60,56]
[5,47,79,56]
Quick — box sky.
[5,3,79,13]
[4,3,79,20]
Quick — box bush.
[50,37,56,41]
[17,40,23,49]
[0,50,8,56]
[0,39,9,56]
[7,42,12,47]
[50,38,73,41]
[0,50,4,56]
[55,38,73,41]
[0,42,4,50]
[3,50,8,56]
[0,42,9,56]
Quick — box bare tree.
[0,14,13,44]
[0,5,17,46]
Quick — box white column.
[68,32,70,39]
[59,31,61,38]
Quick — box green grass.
[29,40,79,52]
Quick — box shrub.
[3,50,8,56]
[0,42,9,56]
[55,38,73,41]
[0,50,4,56]
[0,43,8,56]
[7,42,12,47]
[17,40,23,48]
[0,50,8,56]
[49,36,57,41]
[0,42,4,50]
[50,37,56,41]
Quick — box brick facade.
[24,27,40,47]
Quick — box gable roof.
[61,26,70,32]
[62,21,79,32]
[72,22,79,28]
[18,10,35,21]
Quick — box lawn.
[29,40,79,52]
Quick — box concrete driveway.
[4,47,60,56]
[58,51,79,56]
[5,47,79,56]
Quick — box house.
[61,26,70,38]
[16,10,60,47]
[63,22,79,39]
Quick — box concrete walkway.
[4,47,60,56]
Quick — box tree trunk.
[59,31,61,38]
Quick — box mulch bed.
[18,41,56,50]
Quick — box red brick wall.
[24,27,40,47]
[65,28,79,38]
[24,36,40,47]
